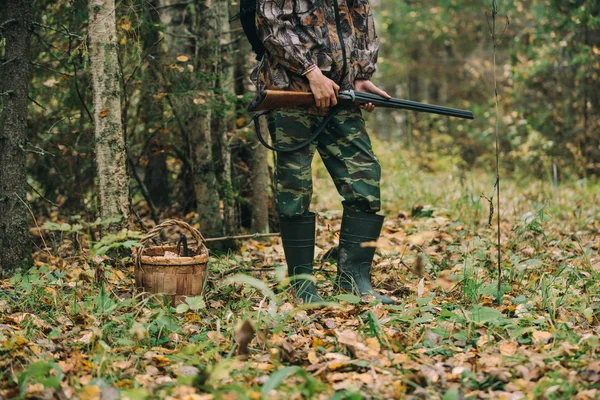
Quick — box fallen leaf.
[235,320,254,360]
[79,385,101,400]
[499,341,518,356]
[532,330,552,344]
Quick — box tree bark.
[250,117,270,233]
[214,0,237,238]
[232,15,270,233]
[88,0,129,233]
[0,0,34,275]
[188,0,222,237]
[142,0,169,208]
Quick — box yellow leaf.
[327,362,348,371]
[120,19,131,31]
[79,385,101,400]
[248,391,261,400]
[312,337,325,348]
[153,355,171,367]
[308,350,318,364]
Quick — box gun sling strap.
[252,107,339,153]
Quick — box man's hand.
[354,80,391,112]
[306,68,340,108]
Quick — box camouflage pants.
[267,107,381,217]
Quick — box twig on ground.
[204,232,280,242]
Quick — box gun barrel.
[340,90,474,120]
[248,89,474,120]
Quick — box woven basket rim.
[135,244,209,265]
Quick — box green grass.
[1,140,599,399]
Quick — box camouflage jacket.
[253,0,379,115]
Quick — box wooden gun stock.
[248,90,315,112]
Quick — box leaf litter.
[1,170,599,399]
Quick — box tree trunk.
[250,117,270,233]
[214,0,237,238]
[0,0,34,275]
[232,15,270,233]
[88,0,129,233]
[142,0,169,208]
[189,0,222,237]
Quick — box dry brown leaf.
[575,389,599,400]
[479,354,503,368]
[499,341,518,356]
[532,330,552,344]
[235,320,254,360]
[407,231,436,246]
[335,329,367,353]
[417,278,425,297]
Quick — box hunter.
[254,0,395,304]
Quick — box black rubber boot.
[337,209,395,304]
[279,213,323,303]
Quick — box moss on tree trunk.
[88,0,129,234]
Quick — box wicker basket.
[134,219,209,306]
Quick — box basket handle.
[136,220,207,264]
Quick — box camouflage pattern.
[268,106,381,217]
[254,0,379,115]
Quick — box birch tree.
[88,0,129,233]
[0,0,34,275]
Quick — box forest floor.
[1,141,599,399]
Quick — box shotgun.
[248,89,474,120]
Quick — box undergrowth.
[1,141,599,399]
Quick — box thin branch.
[14,192,52,256]
[130,199,149,233]
[27,182,61,208]
[204,232,280,242]
[163,31,196,40]
[72,51,94,125]
[1,57,16,66]
[124,37,165,88]
[154,1,190,10]
[127,154,161,226]
[487,1,508,303]
[32,21,83,40]
[31,61,72,77]
[0,19,17,31]
[28,96,47,110]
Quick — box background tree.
[88,0,129,233]
[0,0,34,274]
[9,0,597,251]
